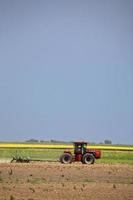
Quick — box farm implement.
[10,151,51,163]
[10,155,49,163]
[11,155,31,163]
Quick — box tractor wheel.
[60,153,73,164]
[82,153,95,164]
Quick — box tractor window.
[74,144,82,154]
[82,144,87,154]
[83,144,87,149]
[74,143,87,154]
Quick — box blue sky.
[0,0,133,144]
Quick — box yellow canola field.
[0,143,133,151]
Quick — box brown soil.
[0,162,133,200]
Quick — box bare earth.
[0,162,133,200]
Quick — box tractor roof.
[73,141,87,145]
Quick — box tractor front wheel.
[82,153,95,164]
[60,153,73,164]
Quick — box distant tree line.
[25,138,112,144]
[25,139,70,143]
[104,139,112,144]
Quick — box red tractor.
[59,141,101,164]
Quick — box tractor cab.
[74,141,87,155]
[74,141,87,161]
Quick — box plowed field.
[0,162,133,200]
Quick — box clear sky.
[0,0,133,144]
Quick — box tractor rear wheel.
[82,153,95,164]
[60,153,73,164]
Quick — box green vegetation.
[0,148,133,164]
[97,151,133,165]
